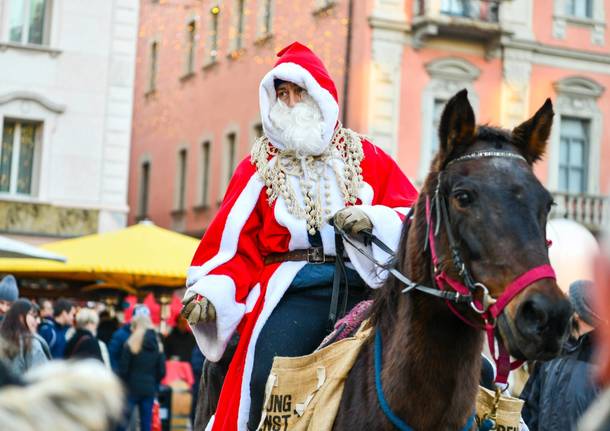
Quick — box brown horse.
[332,90,572,430]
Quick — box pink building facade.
[129,0,610,236]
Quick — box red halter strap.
[424,196,557,384]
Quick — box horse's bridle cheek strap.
[487,264,556,320]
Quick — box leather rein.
[336,150,556,384]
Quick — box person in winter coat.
[118,313,166,431]
[522,280,602,431]
[38,298,75,358]
[65,308,104,362]
[0,299,49,374]
[108,304,150,372]
[180,41,418,431]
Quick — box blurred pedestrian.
[38,298,75,358]
[163,314,195,362]
[0,299,49,374]
[97,309,119,345]
[579,227,610,431]
[65,308,104,363]
[108,304,150,372]
[39,299,53,320]
[522,280,601,431]
[118,313,166,431]
[0,275,18,323]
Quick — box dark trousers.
[124,395,154,431]
[247,281,368,430]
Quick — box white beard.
[268,93,327,156]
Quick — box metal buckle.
[307,247,326,264]
[470,282,496,314]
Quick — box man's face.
[269,82,326,156]
[276,82,305,108]
[0,300,11,315]
[40,300,53,318]
[58,306,76,326]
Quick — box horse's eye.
[453,190,473,207]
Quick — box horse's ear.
[512,99,554,164]
[438,89,475,164]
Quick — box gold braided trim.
[250,127,364,234]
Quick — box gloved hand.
[333,207,373,237]
[181,292,217,325]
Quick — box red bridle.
[425,196,556,384]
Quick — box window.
[233,0,246,51]
[261,0,273,35]
[254,123,263,139]
[441,0,470,16]
[0,119,41,195]
[148,41,159,92]
[176,149,187,211]
[8,0,51,45]
[226,133,237,181]
[430,99,446,157]
[566,0,593,18]
[185,20,196,75]
[200,141,210,206]
[138,161,150,219]
[208,5,220,63]
[558,117,589,193]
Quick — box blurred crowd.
[0,240,610,431]
[0,284,202,431]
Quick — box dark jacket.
[38,319,70,359]
[119,329,166,397]
[64,329,103,362]
[163,327,196,362]
[108,324,130,372]
[522,332,599,431]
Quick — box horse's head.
[424,89,572,361]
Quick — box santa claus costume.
[186,42,418,431]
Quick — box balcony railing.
[415,0,500,23]
[551,192,610,233]
[411,0,505,48]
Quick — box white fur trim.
[187,275,245,362]
[205,415,214,431]
[259,62,338,151]
[344,205,409,288]
[245,283,261,313]
[187,175,264,287]
[237,262,306,430]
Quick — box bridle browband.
[335,150,556,385]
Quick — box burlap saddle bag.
[256,321,524,431]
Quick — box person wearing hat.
[181,41,418,430]
[521,280,601,431]
[0,275,18,323]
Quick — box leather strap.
[264,247,349,265]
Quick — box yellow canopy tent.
[0,221,199,293]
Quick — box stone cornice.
[368,15,410,32]
[0,91,66,114]
[502,38,610,66]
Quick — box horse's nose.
[515,291,572,339]
[516,293,548,336]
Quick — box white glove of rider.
[181,292,217,325]
[333,207,373,237]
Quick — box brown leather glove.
[333,207,373,237]
[181,292,217,325]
